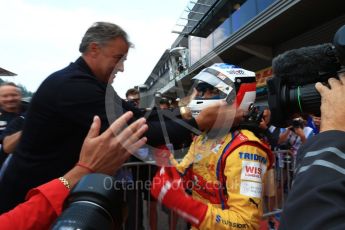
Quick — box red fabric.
[0,179,69,230]
[153,145,172,166]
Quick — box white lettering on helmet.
[226,69,245,75]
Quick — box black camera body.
[267,24,345,127]
[127,99,138,108]
[238,104,265,136]
[246,104,264,124]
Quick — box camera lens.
[288,84,321,116]
[51,174,126,230]
[52,201,114,230]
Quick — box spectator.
[125,88,140,108]
[159,97,170,110]
[151,63,274,229]
[307,114,320,134]
[0,83,23,133]
[0,111,147,230]
[0,22,238,213]
[0,83,27,167]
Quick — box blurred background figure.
[125,88,140,108]
[276,116,314,197]
[278,116,314,158]
[0,83,27,168]
[0,83,25,136]
[159,97,170,110]
[307,114,321,135]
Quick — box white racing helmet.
[188,63,257,117]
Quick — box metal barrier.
[119,161,188,230]
[119,149,295,230]
[262,149,295,230]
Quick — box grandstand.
[140,0,345,107]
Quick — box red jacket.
[0,179,69,230]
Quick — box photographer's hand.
[315,73,345,132]
[294,127,306,143]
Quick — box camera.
[246,104,264,124]
[127,99,136,107]
[51,173,126,230]
[267,24,345,127]
[237,104,265,136]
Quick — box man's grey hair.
[79,22,133,53]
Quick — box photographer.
[280,74,345,229]
[0,111,147,229]
[278,116,314,157]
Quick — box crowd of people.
[0,21,344,230]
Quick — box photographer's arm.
[0,112,147,230]
[294,127,307,143]
[278,128,290,144]
[280,74,345,229]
